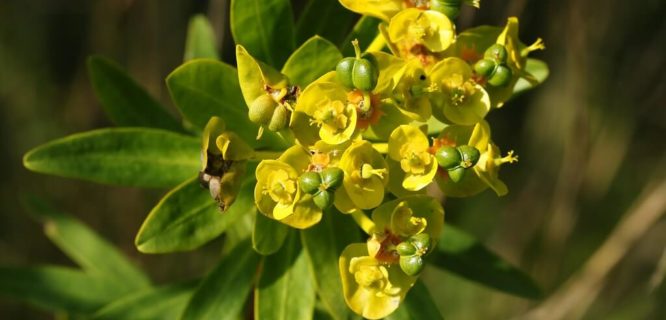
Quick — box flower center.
[264,170,296,204]
[391,204,427,237]
[312,100,348,133]
[443,74,476,107]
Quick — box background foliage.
[0,0,664,319]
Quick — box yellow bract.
[390,60,433,121]
[388,125,437,191]
[387,9,455,64]
[335,141,388,211]
[338,0,403,22]
[371,196,445,242]
[474,143,518,196]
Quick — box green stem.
[352,39,362,59]
[371,143,388,154]
[350,209,376,234]
[365,34,386,52]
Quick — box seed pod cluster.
[435,145,481,183]
[473,44,513,87]
[397,233,432,276]
[248,94,289,132]
[298,167,344,210]
[336,41,379,92]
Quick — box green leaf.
[513,58,549,95]
[295,0,356,45]
[135,171,256,253]
[255,231,316,320]
[386,280,444,320]
[166,59,285,149]
[230,0,295,67]
[23,128,199,188]
[282,36,342,88]
[252,212,289,255]
[92,281,197,320]
[184,15,219,61]
[181,239,260,320]
[428,224,543,299]
[340,16,381,56]
[24,197,150,290]
[301,210,360,320]
[87,56,182,132]
[0,266,128,315]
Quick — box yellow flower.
[390,60,434,121]
[388,125,438,191]
[338,0,404,22]
[386,9,455,67]
[334,140,388,212]
[371,196,444,243]
[473,143,518,196]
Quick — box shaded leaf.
[300,210,360,320]
[255,231,316,320]
[25,197,150,290]
[135,171,256,253]
[282,36,343,88]
[0,266,128,315]
[385,280,444,320]
[252,211,289,255]
[184,15,219,61]
[513,58,549,95]
[429,224,543,299]
[230,0,295,67]
[340,16,381,56]
[93,281,197,320]
[295,0,356,45]
[87,56,182,132]
[181,239,260,320]
[23,128,199,188]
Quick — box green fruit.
[321,167,344,190]
[430,0,461,19]
[473,59,497,77]
[396,242,417,256]
[248,95,276,125]
[299,172,322,195]
[352,58,378,91]
[457,145,481,168]
[410,233,432,254]
[435,146,462,170]
[484,44,508,63]
[336,57,356,89]
[399,255,424,276]
[267,104,289,131]
[313,190,333,210]
[487,65,512,87]
[448,166,466,183]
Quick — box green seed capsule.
[320,167,344,190]
[484,44,508,63]
[435,146,462,170]
[457,145,481,168]
[352,58,379,91]
[410,233,432,254]
[399,255,424,276]
[299,172,322,195]
[396,242,417,256]
[487,65,512,87]
[430,0,462,19]
[267,105,289,131]
[336,57,356,89]
[448,166,466,183]
[248,95,277,125]
[474,59,497,78]
[313,190,333,210]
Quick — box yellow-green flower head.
[429,57,491,125]
[371,195,444,245]
[255,145,324,229]
[334,141,389,212]
[390,60,434,121]
[200,117,254,211]
[339,243,415,319]
[386,9,455,67]
[473,142,518,196]
[388,125,438,191]
[295,72,358,145]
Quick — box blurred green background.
[1,0,664,319]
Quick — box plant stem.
[371,143,389,154]
[350,209,376,234]
[366,34,386,52]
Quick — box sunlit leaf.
[340,16,381,56]
[252,211,289,255]
[181,239,260,320]
[295,0,356,45]
[282,36,342,88]
[23,128,199,188]
[87,56,182,132]
[429,224,543,299]
[184,15,219,61]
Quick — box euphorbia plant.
[14,0,549,319]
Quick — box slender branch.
[350,209,376,235]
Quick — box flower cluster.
[199,1,543,318]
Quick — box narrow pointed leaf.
[386,280,444,320]
[23,128,199,188]
[93,281,197,320]
[181,240,260,320]
[184,15,219,61]
[166,59,285,149]
[252,212,289,255]
[513,58,549,95]
[429,224,543,299]
[282,36,342,88]
[295,0,356,45]
[301,211,360,320]
[255,231,316,320]
[340,16,381,56]
[230,0,295,67]
[25,197,150,289]
[0,266,128,315]
[87,56,182,131]
[135,174,256,253]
